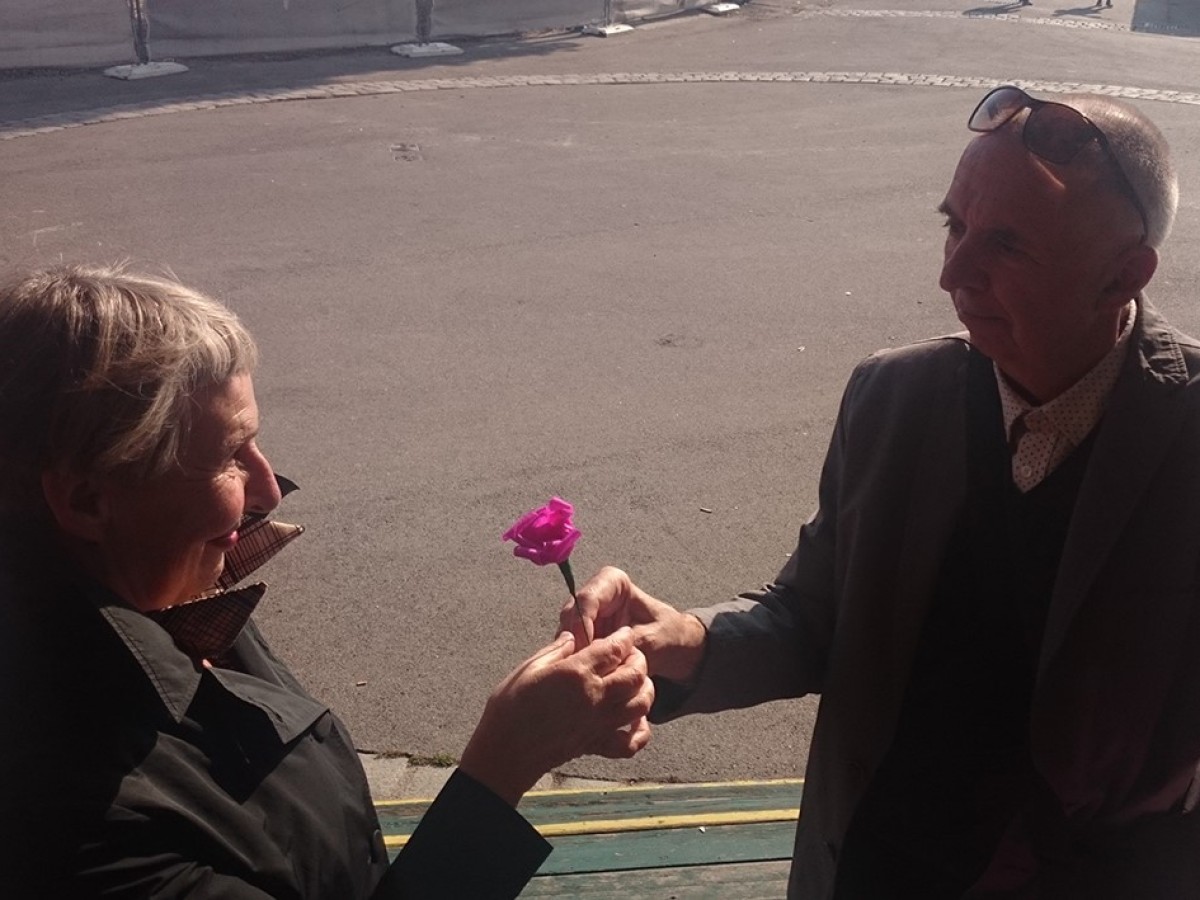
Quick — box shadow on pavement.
[963,3,1030,13]
[0,29,594,127]
[1050,6,1110,20]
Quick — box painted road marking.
[382,806,801,849]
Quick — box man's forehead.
[947,131,1071,209]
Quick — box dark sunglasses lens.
[1023,104,1095,164]
[970,87,1026,132]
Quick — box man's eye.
[942,218,964,238]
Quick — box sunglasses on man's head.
[968,84,1147,236]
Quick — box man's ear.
[40,468,109,543]
[1102,244,1158,311]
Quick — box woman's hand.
[458,627,654,807]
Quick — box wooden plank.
[382,807,799,852]
[380,780,801,881]
[518,860,791,898]
[531,821,796,875]
[384,816,796,873]
[536,807,799,838]
[386,820,798,873]
[375,779,804,837]
[375,778,801,813]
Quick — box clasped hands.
[459,567,705,807]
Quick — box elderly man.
[569,87,1200,897]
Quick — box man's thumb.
[575,625,634,671]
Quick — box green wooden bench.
[376,778,803,897]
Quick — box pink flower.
[502,497,581,566]
[503,497,581,598]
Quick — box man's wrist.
[655,613,707,686]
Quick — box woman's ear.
[1102,244,1158,311]
[40,468,108,543]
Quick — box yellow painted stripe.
[383,807,800,850]
[373,777,804,809]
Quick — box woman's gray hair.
[1066,94,1179,249]
[0,264,258,515]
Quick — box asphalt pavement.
[3,0,1200,797]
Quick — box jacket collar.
[91,578,325,739]
[90,582,204,723]
[1126,296,1190,389]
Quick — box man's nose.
[939,235,981,294]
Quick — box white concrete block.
[390,42,463,58]
[582,23,634,36]
[102,61,189,80]
[703,2,741,14]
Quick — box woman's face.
[94,373,282,612]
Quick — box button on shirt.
[997,302,1136,493]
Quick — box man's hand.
[458,627,654,807]
[560,566,707,685]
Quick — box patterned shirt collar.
[996,300,1137,450]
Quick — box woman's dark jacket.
[0,531,549,898]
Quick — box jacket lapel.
[1038,301,1191,680]
[884,344,972,681]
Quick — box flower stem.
[557,559,577,598]
[557,559,584,620]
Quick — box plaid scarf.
[147,475,303,661]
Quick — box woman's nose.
[245,445,283,515]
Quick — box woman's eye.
[229,447,252,472]
[232,438,266,472]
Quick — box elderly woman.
[0,265,653,898]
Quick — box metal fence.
[1,0,715,70]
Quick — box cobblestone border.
[4,71,1200,142]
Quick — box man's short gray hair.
[0,264,258,515]
[1066,94,1179,249]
